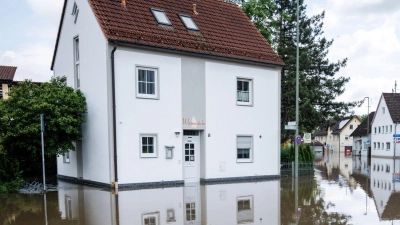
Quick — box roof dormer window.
[151,9,172,26]
[72,2,79,23]
[179,14,199,31]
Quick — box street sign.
[303,133,311,144]
[366,138,370,144]
[285,125,297,130]
[288,121,297,126]
[296,136,302,145]
[393,134,400,138]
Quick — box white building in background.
[57,180,280,225]
[52,0,284,188]
[350,112,375,157]
[371,93,400,158]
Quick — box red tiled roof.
[0,66,17,81]
[51,0,284,69]
[382,93,400,123]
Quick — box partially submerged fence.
[281,161,314,176]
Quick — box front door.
[183,136,200,182]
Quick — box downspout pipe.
[111,42,118,190]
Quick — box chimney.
[121,0,126,7]
[193,4,198,15]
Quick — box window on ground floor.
[237,135,253,163]
[140,134,158,158]
[63,151,70,163]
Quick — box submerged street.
[2,151,400,225]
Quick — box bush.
[281,144,314,162]
[0,153,23,193]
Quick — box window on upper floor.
[136,67,159,99]
[72,2,79,23]
[373,142,376,149]
[378,142,380,149]
[237,135,253,163]
[386,142,390,151]
[179,14,199,31]
[386,125,388,133]
[350,125,353,129]
[374,127,376,134]
[390,125,393,133]
[237,78,253,106]
[73,37,80,88]
[345,135,349,140]
[382,142,384,150]
[140,134,158,158]
[151,8,172,26]
[383,107,385,114]
[379,127,381,133]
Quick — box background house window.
[381,142,384,150]
[63,151,70,163]
[237,196,254,224]
[237,78,253,106]
[390,125,393,133]
[345,135,349,140]
[237,136,253,162]
[140,134,157,157]
[378,127,381,133]
[386,125,388,133]
[386,142,390,150]
[350,125,353,129]
[383,107,385,114]
[373,142,376,150]
[74,37,80,88]
[378,142,380,149]
[386,164,390,173]
[136,67,158,99]
[374,127,376,134]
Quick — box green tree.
[0,76,87,176]
[240,0,358,142]
[360,114,368,121]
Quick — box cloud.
[25,0,63,17]
[0,43,54,82]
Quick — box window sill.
[140,155,158,158]
[236,159,253,163]
[136,94,159,100]
[236,102,253,107]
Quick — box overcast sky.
[0,0,399,116]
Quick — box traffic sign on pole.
[296,136,302,145]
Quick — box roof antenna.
[393,80,397,93]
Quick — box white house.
[371,93,400,158]
[350,111,375,157]
[51,0,284,188]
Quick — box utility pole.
[295,0,300,178]
[40,114,46,192]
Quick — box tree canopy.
[238,0,358,141]
[0,76,87,176]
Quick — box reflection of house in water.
[317,151,356,188]
[370,157,400,222]
[57,180,280,225]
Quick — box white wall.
[114,48,183,184]
[53,0,112,184]
[205,61,281,179]
[371,96,399,157]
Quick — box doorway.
[183,130,200,183]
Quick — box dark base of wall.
[57,175,113,189]
[118,180,184,190]
[200,175,280,185]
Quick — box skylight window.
[179,15,199,31]
[151,9,172,26]
[72,2,79,23]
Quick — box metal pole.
[366,97,370,156]
[40,114,46,192]
[44,193,48,225]
[295,0,300,178]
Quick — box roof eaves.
[51,0,68,71]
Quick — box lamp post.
[295,0,300,178]
[362,97,370,156]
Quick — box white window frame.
[179,14,199,31]
[73,36,80,88]
[142,212,159,225]
[140,134,158,158]
[237,196,254,224]
[150,8,172,26]
[236,135,253,163]
[136,66,159,99]
[386,142,390,151]
[72,2,79,23]
[63,151,70,163]
[236,77,253,106]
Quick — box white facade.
[53,0,282,186]
[371,95,400,158]
[57,181,280,225]
[353,136,369,156]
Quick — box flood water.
[2,151,400,225]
